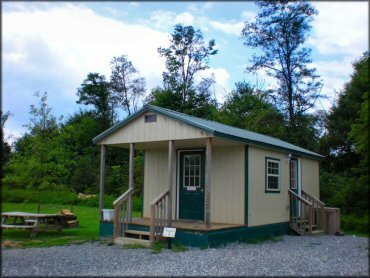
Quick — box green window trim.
[265,157,281,193]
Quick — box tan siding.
[211,145,245,224]
[143,144,245,224]
[143,148,177,219]
[100,113,210,145]
[301,158,320,198]
[248,146,290,227]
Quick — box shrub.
[2,187,142,212]
[341,214,369,234]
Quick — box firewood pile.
[59,209,79,228]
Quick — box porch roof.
[93,105,324,160]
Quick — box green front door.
[179,150,205,221]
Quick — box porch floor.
[130,217,244,231]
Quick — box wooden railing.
[288,189,313,235]
[113,188,134,238]
[149,189,170,244]
[301,189,325,232]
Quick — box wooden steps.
[114,236,150,247]
[311,230,324,235]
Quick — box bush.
[2,187,142,212]
[341,214,369,234]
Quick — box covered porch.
[98,137,243,245]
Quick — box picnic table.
[1,211,79,238]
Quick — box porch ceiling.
[105,137,244,150]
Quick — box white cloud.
[201,67,231,102]
[3,4,169,102]
[209,20,244,36]
[149,10,195,30]
[309,2,368,57]
[241,11,256,21]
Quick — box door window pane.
[183,154,201,188]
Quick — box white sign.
[162,227,176,238]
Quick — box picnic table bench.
[1,211,79,238]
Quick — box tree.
[325,53,369,173]
[110,55,146,115]
[77,73,113,129]
[1,111,12,179]
[217,81,286,138]
[148,24,219,118]
[158,24,217,102]
[242,1,323,140]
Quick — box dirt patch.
[2,240,22,248]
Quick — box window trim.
[265,157,281,193]
[290,157,298,190]
[183,154,201,190]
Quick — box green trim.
[245,145,249,226]
[99,221,290,247]
[265,157,281,193]
[93,104,323,160]
[213,131,323,160]
[141,151,145,218]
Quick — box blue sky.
[2,1,368,143]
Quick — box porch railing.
[113,188,134,238]
[288,189,313,235]
[149,189,170,244]
[301,189,325,232]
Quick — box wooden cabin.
[93,105,339,247]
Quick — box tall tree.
[148,24,218,118]
[77,73,113,129]
[110,55,146,116]
[218,81,286,138]
[242,1,322,142]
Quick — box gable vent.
[144,114,157,123]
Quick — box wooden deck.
[130,217,243,231]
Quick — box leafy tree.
[77,73,113,129]
[110,55,146,115]
[325,53,369,173]
[148,24,218,118]
[320,53,369,217]
[1,111,12,179]
[217,81,286,138]
[158,24,218,102]
[242,1,323,142]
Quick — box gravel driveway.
[2,235,368,276]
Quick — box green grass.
[1,202,141,249]
[150,240,188,254]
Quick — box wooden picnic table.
[1,211,79,238]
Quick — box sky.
[2,1,369,144]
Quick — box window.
[266,158,280,192]
[290,159,298,189]
[183,154,201,189]
[144,114,157,123]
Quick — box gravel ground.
[2,235,369,277]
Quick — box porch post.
[128,143,135,222]
[205,137,212,229]
[99,145,106,221]
[167,140,174,227]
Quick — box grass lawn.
[2,202,140,249]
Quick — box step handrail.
[113,188,134,206]
[301,189,325,207]
[113,188,135,238]
[150,189,170,245]
[288,189,312,206]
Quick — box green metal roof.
[93,104,323,160]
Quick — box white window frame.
[183,154,201,191]
[266,158,280,192]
